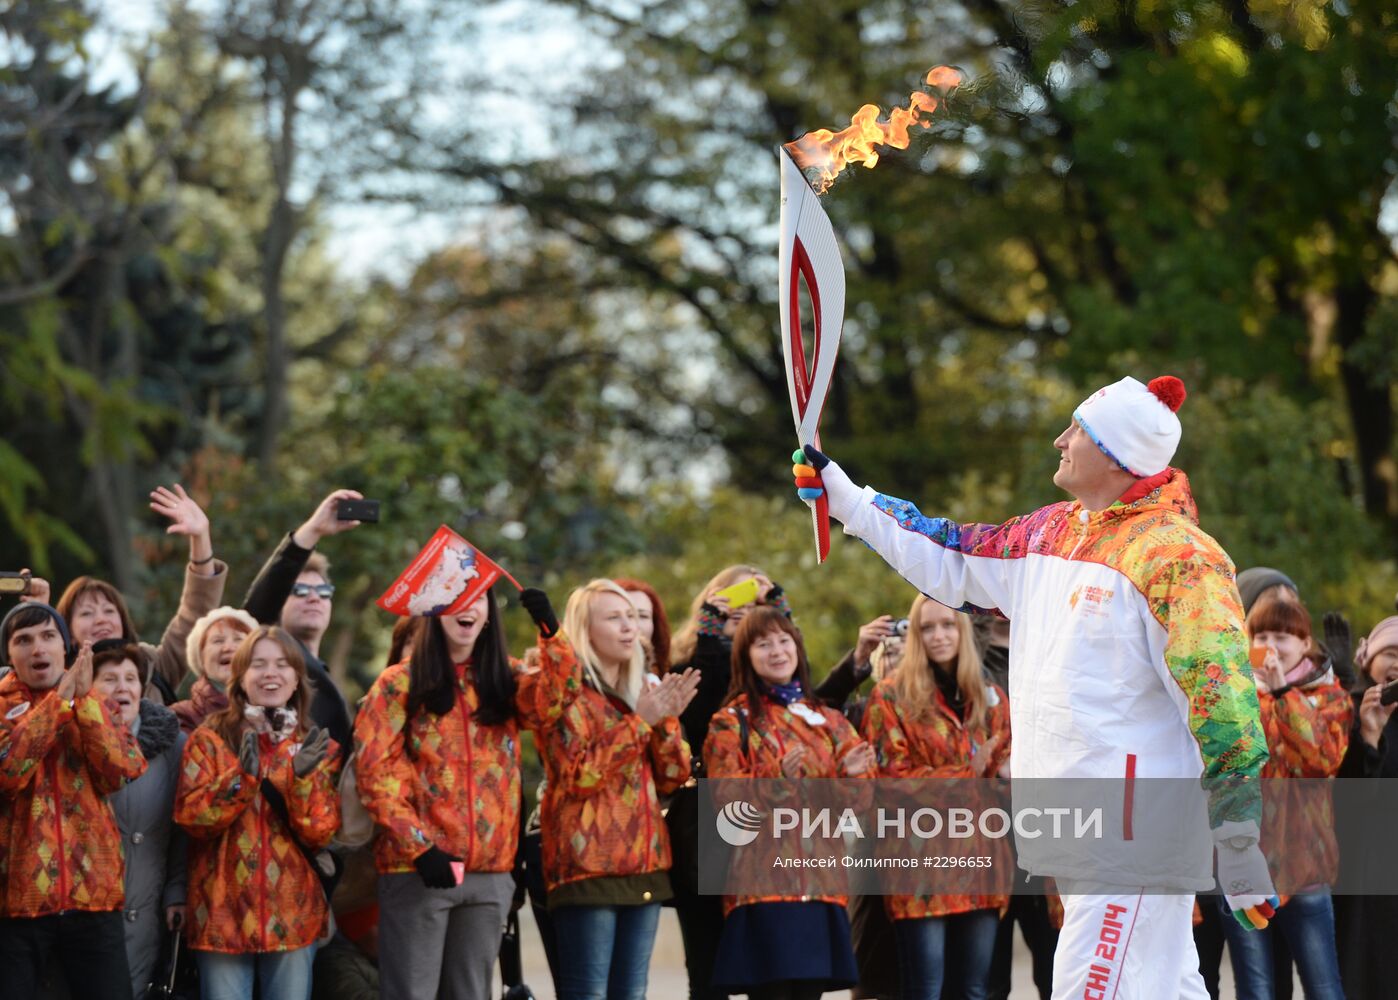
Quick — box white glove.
[792,445,862,523]
[1216,835,1278,930]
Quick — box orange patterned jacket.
[354,633,580,874]
[175,726,341,953]
[704,692,874,916]
[1256,668,1351,895]
[537,637,691,892]
[0,675,147,917]
[862,675,1013,921]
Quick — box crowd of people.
[3,384,1398,1000]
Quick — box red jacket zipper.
[1123,752,1137,842]
[49,753,68,907]
[457,678,476,869]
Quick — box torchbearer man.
[793,375,1276,999]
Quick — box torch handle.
[812,492,831,564]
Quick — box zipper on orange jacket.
[457,678,476,868]
[49,752,68,907]
[257,744,269,951]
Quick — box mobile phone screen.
[714,578,760,610]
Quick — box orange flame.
[784,66,962,194]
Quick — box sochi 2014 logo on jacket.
[1069,585,1116,618]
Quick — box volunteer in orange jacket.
[539,579,698,1000]
[1219,592,1351,999]
[353,586,577,1000]
[174,625,340,1000]
[0,602,147,1000]
[861,594,1012,1000]
[704,605,878,1000]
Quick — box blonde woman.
[537,580,699,1000]
[861,595,1012,1000]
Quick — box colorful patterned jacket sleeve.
[515,632,583,731]
[174,728,257,838]
[74,694,147,795]
[646,716,691,797]
[0,690,74,792]
[265,739,342,851]
[353,666,432,862]
[1260,683,1352,779]
[1144,552,1268,829]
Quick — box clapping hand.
[238,730,260,776]
[636,668,701,726]
[293,725,330,778]
[841,741,877,776]
[56,641,93,702]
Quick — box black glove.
[238,730,260,776]
[803,444,831,470]
[1323,611,1357,689]
[520,588,559,638]
[293,725,330,778]
[413,845,460,890]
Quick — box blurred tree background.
[2,0,1396,700]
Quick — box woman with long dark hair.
[174,625,340,1000]
[353,585,574,1000]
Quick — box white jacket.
[824,463,1267,889]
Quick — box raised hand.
[292,488,365,550]
[150,484,214,572]
[150,484,210,538]
[16,569,50,605]
[519,588,559,638]
[855,615,896,664]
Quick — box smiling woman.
[90,640,191,997]
[175,625,341,1000]
[533,579,699,1000]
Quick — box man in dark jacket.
[242,488,363,752]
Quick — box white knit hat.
[1073,375,1187,478]
[185,606,259,678]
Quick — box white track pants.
[1051,881,1209,1000]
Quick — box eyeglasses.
[291,583,335,599]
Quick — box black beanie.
[0,602,74,665]
[1235,567,1298,616]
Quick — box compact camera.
[891,618,911,637]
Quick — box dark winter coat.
[242,532,353,751]
[109,700,188,996]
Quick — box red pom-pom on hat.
[1148,375,1186,412]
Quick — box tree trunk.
[1335,279,1397,530]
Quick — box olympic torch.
[778,65,960,563]
[778,147,845,563]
